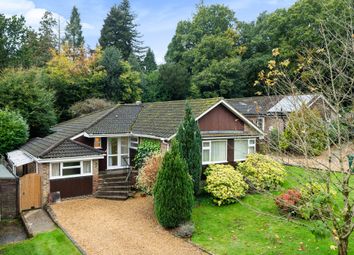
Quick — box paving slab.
[0,220,27,245]
[22,209,56,236]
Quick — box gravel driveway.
[50,196,205,255]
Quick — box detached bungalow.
[7,98,263,204]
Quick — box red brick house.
[7,98,263,204]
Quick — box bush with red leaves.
[275,189,302,216]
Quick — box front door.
[107,137,129,170]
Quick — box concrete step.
[98,176,127,182]
[97,186,131,192]
[98,179,129,185]
[95,194,129,200]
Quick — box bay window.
[234,139,256,161]
[50,160,92,179]
[202,140,227,164]
[107,137,130,169]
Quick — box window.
[107,137,130,169]
[234,139,256,161]
[50,160,92,179]
[256,117,265,131]
[94,137,101,148]
[130,137,139,149]
[202,140,227,164]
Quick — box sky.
[0,0,296,63]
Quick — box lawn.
[192,166,354,255]
[0,228,80,255]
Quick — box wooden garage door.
[19,173,41,212]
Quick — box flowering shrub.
[238,153,286,191]
[275,189,302,215]
[205,164,248,206]
[136,153,163,195]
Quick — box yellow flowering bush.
[238,154,286,191]
[205,164,248,206]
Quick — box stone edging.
[46,205,87,255]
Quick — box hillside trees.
[64,6,84,57]
[99,0,142,59]
[0,69,57,137]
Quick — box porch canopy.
[7,150,34,167]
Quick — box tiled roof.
[21,107,114,158]
[226,95,283,115]
[86,105,142,135]
[41,139,103,159]
[132,98,221,138]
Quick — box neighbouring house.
[226,94,337,133]
[6,98,264,205]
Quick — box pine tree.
[37,11,57,66]
[176,102,202,194]
[153,140,194,228]
[64,6,84,52]
[143,48,157,72]
[99,0,142,59]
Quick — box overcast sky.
[0,0,296,63]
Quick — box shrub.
[238,153,286,191]
[298,182,336,220]
[136,153,163,195]
[279,106,327,156]
[134,139,160,169]
[275,189,302,216]
[176,102,202,194]
[205,164,248,206]
[172,222,195,238]
[0,109,29,155]
[69,98,114,117]
[153,140,194,228]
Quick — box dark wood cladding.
[198,104,244,131]
[75,136,94,147]
[50,176,93,198]
[227,139,234,163]
[99,137,108,172]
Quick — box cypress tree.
[99,0,142,59]
[64,6,84,51]
[153,140,194,228]
[176,102,202,194]
[143,48,157,72]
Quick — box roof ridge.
[143,97,222,105]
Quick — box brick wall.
[92,160,99,193]
[0,178,17,219]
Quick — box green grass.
[192,166,354,255]
[0,228,81,255]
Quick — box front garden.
[192,166,354,255]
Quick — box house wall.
[246,115,286,133]
[198,104,244,131]
[38,163,50,206]
[0,178,17,219]
[310,98,336,120]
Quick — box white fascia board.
[37,155,104,163]
[84,133,131,138]
[71,132,85,140]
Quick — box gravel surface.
[51,196,205,255]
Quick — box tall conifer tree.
[64,6,84,50]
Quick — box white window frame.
[234,138,257,162]
[202,140,228,165]
[50,160,93,180]
[94,137,102,149]
[130,137,139,150]
[256,117,265,131]
[107,137,130,169]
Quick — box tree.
[0,69,57,137]
[153,140,194,228]
[37,11,57,66]
[141,70,160,102]
[0,109,29,155]
[158,63,190,100]
[176,102,202,194]
[69,98,114,117]
[256,2,353,253]
[119,60,142,103]
[143,48,157,72]
[64,6,84,56]
[165,4,244,98]
[99,0,142,59]
[46,44,105,120]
